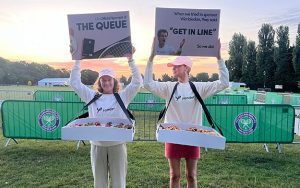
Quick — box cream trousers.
[90,143,127,188]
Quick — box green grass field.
[0,132,299,188]
[1,86,300,187]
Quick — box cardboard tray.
[156,122,226,150]
[61,117,134,142]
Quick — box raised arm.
[196,39,229,98]
[69,60,95,103]
[121,59,142,104]
[143,37,171,99]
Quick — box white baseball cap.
[167,56,193,68]
[98,68,115,78]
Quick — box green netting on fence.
[129,92,165,112]
[243,90,256,104]
[265,92,284,104]
[129,93,249,112]
[34,90,83,102]
[204,94,247,104]
[290,95,300,105]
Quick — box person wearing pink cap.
[144,38,229,188]
[69,45,142,188]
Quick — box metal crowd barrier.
[205,94,247,104]
[34,90,83,102]
[0,89,34,100]
[2,101,295,148]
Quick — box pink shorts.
[165,143,201,159]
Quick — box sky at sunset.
[1,0,300,78]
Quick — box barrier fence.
[2,100,85,139]
[34,90,248,105]
[204,104,295,143]
[204,94,247,104]
[0,90,34,100]
[129,92,165,112]
[1,100,295,143]
[34,90,83,102]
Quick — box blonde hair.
[93,77,120,93]
[186,66,191,74]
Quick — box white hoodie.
[70,60,142,146]
[143,59,229,125]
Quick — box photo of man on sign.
[155,29,185,55]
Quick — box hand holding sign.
[126,45,135,62]
[216,38,221,60]
[69,28,78,56]
[149,37,157,62]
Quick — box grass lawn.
[0,131,299,188]
[0,86,300,187]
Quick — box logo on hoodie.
[175,95,181,101]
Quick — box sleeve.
[69,60,95,103]
[120,60,142,106]
[196,59,229,99]
[143,60,171,99]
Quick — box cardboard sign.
[155,8,220,57]
[68,11,132,60]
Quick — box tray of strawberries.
[156,123,226,150]
[61,117,135,142]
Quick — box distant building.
[38,78,69,86]
[229,82,246,89]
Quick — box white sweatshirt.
[70,60,142,146]
[143,59,229,125]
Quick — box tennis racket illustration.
[98,40,132,59]
[80,36,132,59]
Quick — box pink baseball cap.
[98,68,115,78]
[167,56,193,68]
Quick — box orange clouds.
[48,56,220,79]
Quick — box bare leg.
[185,158,198,188]
[168,158,181,188]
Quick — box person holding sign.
[144,37,229,187]
[156,29,185,55]
[69,44,142,188]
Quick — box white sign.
[68,11,132,60]
[155,7,220,57]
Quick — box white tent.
[38,78,69,86]
[229,82,246,89]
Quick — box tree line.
[0,57,219,86]
[0,57,99,85]
[119,72,219,85]
[226,23,300,92]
